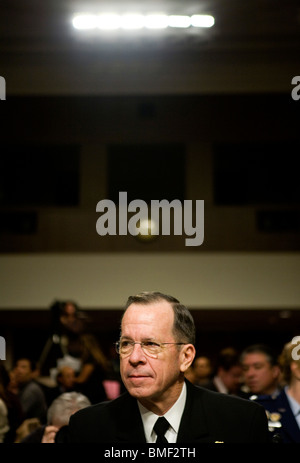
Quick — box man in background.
[240,344,281,398]
[192,356,213,387]
[13,358,47,424]
[203,348,248,398]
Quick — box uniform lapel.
[115,393,147,443]
[177,380,210,442]
[278,391,300,443]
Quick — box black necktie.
[153,416,169,443]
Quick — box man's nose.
[245,367,255,377]
[128,343,147,364]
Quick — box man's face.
[193,357,211,380]
[60,303,77,325]
[14,359,32,384]
[58,366,76,389]
[120,300,194,412]
[241,352,280,395]
[218,365,243,394]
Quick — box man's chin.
[124,380,153,398]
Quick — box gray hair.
[123,291,196,345]
[47,392,91,428]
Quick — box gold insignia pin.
[270,412,281,422]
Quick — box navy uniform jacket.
[64,380,270,443]
[253,389,300,443]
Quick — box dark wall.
[1,94,299,253]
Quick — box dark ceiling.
[1,0,300,95]
[1,0,299,52]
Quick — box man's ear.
[272,364,281,379]
[179,344,196,373]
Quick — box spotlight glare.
[168,15,191,28]
[97,14,121,30]
[191,15,215,28]
[72,14,98,30]
[121,14,145,30]
[145,14,169,29]
[72,13,215,32]
[138,218,159,239]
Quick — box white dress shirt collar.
[213,376,228,394]
[138,381,187,443]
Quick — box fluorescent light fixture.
[191,15,215,28]
[72,13,215,31]
[121,14,145,30]
[97,14,121,30]
[72,14,98,30]
[168,15,191,28]
[144,15,169,29]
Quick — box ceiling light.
[72,13,215,32]
[168,15,191,28]
[191,15,215,28]
[72,14,98,30]
[137,219,159,242]
[97,14,121,30]
[121,14,145,30]
[144,14,169,30]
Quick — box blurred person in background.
[13,358,47,424]
[0,362,23,442]
[20,392,91,443]
[203,348,247,397]
[38,300,88,377]
[192,355,213,387]
[184,355,213,386]
[240,344,281,398]
[0,393,9,443]
[44,365,77,407]
[74,333,116,404]
[253,339,300,443]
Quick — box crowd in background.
[186,341,300,443]
[0,300,299,443]
[0,300,124,443]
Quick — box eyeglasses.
[115,340,187,358]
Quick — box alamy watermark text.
[96,192,204,246]
[0,336,6,360]
[291,76,300,101]
[0,76,6,100]
[292,336,300,360]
